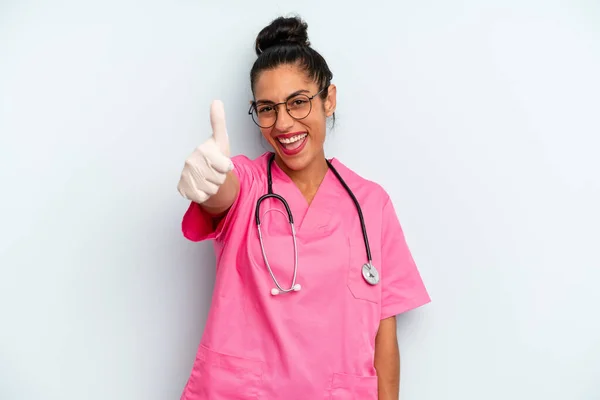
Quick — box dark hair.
[250,16,334,122]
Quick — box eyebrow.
[255,89,311,104]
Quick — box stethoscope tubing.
[255,153,374,294]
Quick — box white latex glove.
[177,100,234,204]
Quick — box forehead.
[254,64,317,101]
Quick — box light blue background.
[1,1,599,399]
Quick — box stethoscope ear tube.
[256,210,300,295]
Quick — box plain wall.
[1,1,599,399]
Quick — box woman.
[177,15,430,400]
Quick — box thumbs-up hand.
[177,100,234,205]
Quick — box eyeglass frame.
[248,87,328,128]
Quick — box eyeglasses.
[248,88,327,129]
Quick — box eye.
[288,97,309,108]
[258,105,273,113]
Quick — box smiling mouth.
[277,133,307,148]
[276,133,308,155]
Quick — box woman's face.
[252,63,336,172]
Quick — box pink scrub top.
[180,152,430,400]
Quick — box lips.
[275,132,308,156]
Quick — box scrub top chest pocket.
[346,234,381,304]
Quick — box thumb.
[210,100,230,157]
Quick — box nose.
[273,104,295,132]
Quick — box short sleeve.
[181,154,254,243]
[380,196,431,320]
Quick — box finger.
[206,147,234,174]
[210,100,230,156]
[200,180,220,196]
[204,169,227,186]
[178,178,206,203]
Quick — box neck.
[274,152,329,191]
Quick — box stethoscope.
[255,153,380,296]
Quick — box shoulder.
[230,151,270,180]
[329,156,391,206]
[231,151,270,168]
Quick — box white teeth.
[278,133,307,144]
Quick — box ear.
[323,84,337,117]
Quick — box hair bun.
[255,16,310,55]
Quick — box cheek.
[306,117,326,140]
[260,128,274,142]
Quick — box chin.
[277,149,315,171]
[282,157,309,171]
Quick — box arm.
[375,316,400,400]
[376,196,430,399]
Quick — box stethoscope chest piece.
[362,263,380,285]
